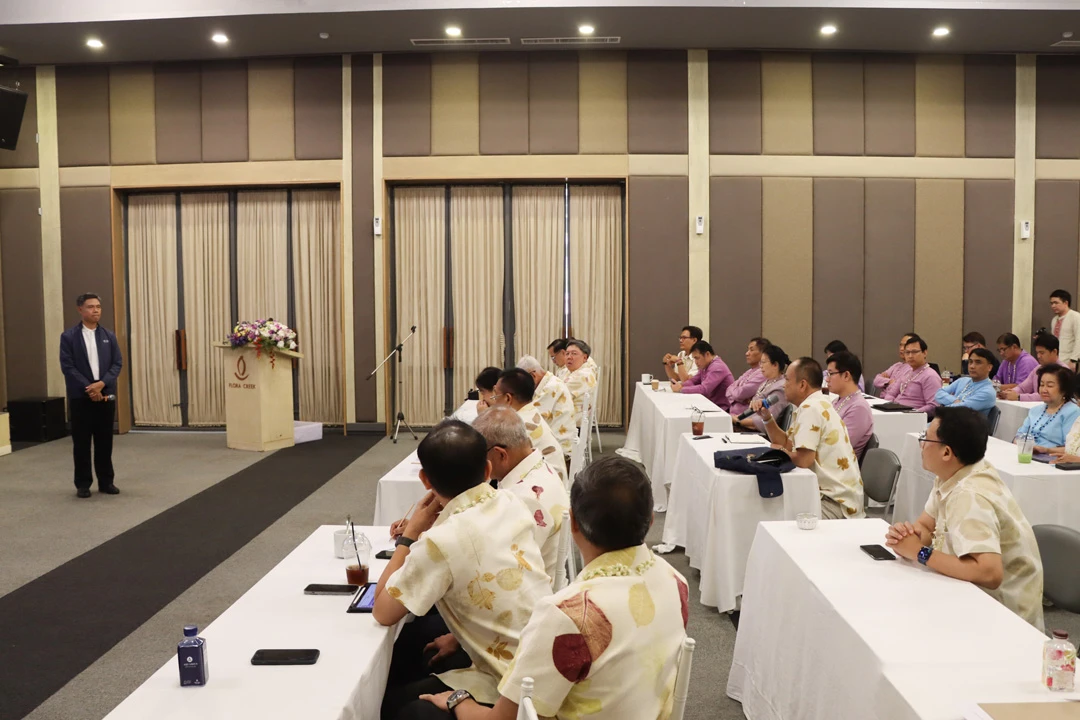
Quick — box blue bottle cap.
[183,625,198,637]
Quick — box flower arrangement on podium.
[226,319,298,368]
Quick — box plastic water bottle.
[178,625,209,687]
[1042,629,1076,691]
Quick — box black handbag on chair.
[714,447,795,499]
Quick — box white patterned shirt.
[517,405,568,486]
[497,449,570,582]
[787,390,865,517]
[532,372,576,454]
[676,350,699,378]
[564,364,598,428]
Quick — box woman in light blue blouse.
[1014,365,1080,453]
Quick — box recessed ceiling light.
[319,32,330,40]
[212,33,229,44]
[445,26,462,37]
[932,26,950,37]
[1064,31,1074,39]
[86,38,104,49]
[820,25,837,36]
[579,24,595,35]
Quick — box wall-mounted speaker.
[0,84,29,151]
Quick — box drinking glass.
[691,409,705,436]
[1017,434,1035,464]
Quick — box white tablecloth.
[105,526,398,720]
[994,400,1039,441]
[452,399,479,425]
[727,520,1076,720]
[894,432,1080,530]
[865,397,928,456]
[618,382,733,510]
[660,433,820,612]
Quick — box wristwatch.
[917,546,933,565]
[395,535,416,549]
[446,689,473,715]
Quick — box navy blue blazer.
[59,323,123,399]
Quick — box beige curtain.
[292,189,344,424]
[180,193,230,426]
[128,194,182,426]
[451,187,504,400]
[513,186,566,365]
[237,191,288,323]
[395,187,446,425]
[570,185,623,426]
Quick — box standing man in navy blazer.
[59,293,123,498]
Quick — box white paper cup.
[796,513,819,531]
[333,529,349,558]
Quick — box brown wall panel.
[813,178,865,360]
[914,179,965,372]
[1036,56,1080,160]
[351,55,377,421]
[60,187,114,330]
[708,52,761,155]
[479,54,529,156]
[383,54,431,157]
[295,56,343,160]
[529,53,579,155]
[964,55,1015,159]
[628,177,688,399]
[201,61,248,163]
[0,189,47,399]
[1033,181,1080,333]
[627,51,688,154]
[813,55,865,156]
[863,178,915,378]
[963,180,1014,344]
[0,67,38,168]
[864,55,916,157]
[710,177,761,364]
[154,63,202,164]
[56,66,111,167]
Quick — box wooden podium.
[217,344,303,452]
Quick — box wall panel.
[963,179,1014,343]
[864,178,915,378]
[864,55,916,157]
[710,177,761,364]
[1033,181,1080,334]
[294,56,344,160]
[529,53,578,155]
[914,179,965,371]
[108,65,156,165]
[352,55,377,421]
[201,61,249,163]
[708,52,761,155]
[383,54,431,157]
[915,55,965,158]
[761,54,813,156]
[154,63,202,164]
[627,51,688,154]
[430,54,479,157]
[56,66,111,167]
[1035,56,1080,160]
[0,67,38,168]
[761,177,813,355]
[0,189,47,398]
[812,55,864,156]
[964,55,1015,159]
[60,187,114,329]
[579,51,627,155]
[247,59,295,161]
[479,54,529,156]
[813,178,865,359]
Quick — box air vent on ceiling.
[411,37,511,47]
[521,36,621,46]
[1050,39,1080,47]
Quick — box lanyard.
[896,366,928,396]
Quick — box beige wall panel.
[0,169,39,188]
[627,154,687,176]
[915,55,965,158]
[0,67,38,168]
[247,59,295,161]
[55,66,111,167]
[382,154,627,181]
[708,52,761,155]
[383,54,431,157]
[109,160,340,188]
[529,52,579,155]
[108,65,156,165]
[579,51,627,155]
[864,55,915,157]
[964,55,1015,159]
[812,54,864,156]
[201,61,249,163]
[761,177,813,355]
[154,63,202,164]
[430,54,479,156]
[627,50,688,154]
[761,54,813,156]
[709,154,1012,179]
[478,54,529,156]
[914,179,965,371]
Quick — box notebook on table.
[872,402,919,413]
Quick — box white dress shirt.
[81,324,100,381]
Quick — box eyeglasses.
[917,432,947,448]
[678,335,692,341]
[826,370,843,377]
[486,392,508,404]
[486,443,506,453]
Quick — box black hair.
[761,344,790,370]
[417,419,489,497]
[969,347,996,365]
[1036,364,1076,400]
[547,338,568,353]
[567,338,591,356]
[497,368,536,404]
[682,326,704,342]
[1051,289,1073,307]
[824,340,848,355]
[904,334,928,352]
[690,340,715,356]
[76,293,100,306]
[996,333,1021,349]
[962,331,987,346]
[792,357,823,389]
[475,366,502,393]
[826,351,862,383]
[570,456,653,552]
[933,407,988,465]
[1034,332,1060,354]
[750,337,771,352]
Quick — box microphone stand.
[367,325,418,443]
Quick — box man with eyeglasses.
[960,332,999,379]
[999,332,1070,401]
[882,335,941,413]
[671,340,734,411]
[563,340,598,428]
[886,407,1044,631]
[663,325,703,382]
[485,369,568,486]
[933,347,997,417]
[993,333,1038,391]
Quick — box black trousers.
[382,613,474,720]
[70,398,115,490]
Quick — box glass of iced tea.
[341,532,372,585]
[691,409,705,436]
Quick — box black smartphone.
[347,583,378,613]
[251,649,320,665]
[304,583,358,596]
[860,544,896,561]
[691,435,712,441]
[375,549,394,560]
[1055,462,1080,471]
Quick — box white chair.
[590,368,603,454]
[581,391,597,463]
[517,677,540,720]
[568,422,588,492]
[553,510,572,590]
[670,637,697,720]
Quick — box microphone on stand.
[736,390,784,421]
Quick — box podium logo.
[234,356,249,381]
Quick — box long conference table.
[728,519,1079,720]
[104,526,397,720]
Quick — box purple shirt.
[833,392,874,459]
[726,366,766,417]
[1015,359,1070,401]
[883,363,941,413]
[995,350,1039,387]
[680,356,734,411]
[873,361,911,390]
[748,376,788,432]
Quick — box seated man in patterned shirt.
[517,355,576,456]
[417,456,689,720]
[548,338,570,381]
[374,420,552,720]
[885,407,1044,630]
[563,339,599,428]
[487,369,568,486]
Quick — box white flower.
[289,341,297,349]
[277,341,285,348]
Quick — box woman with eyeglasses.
[1013,365,1080,454]
[736,344,790,431]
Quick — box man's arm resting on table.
[371,543,412,626]
[926,550,1004,590]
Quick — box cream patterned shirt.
[1065,415,1080,456]
[924,459,1045,631]
[533,372,576,455]
[497,449,570,582]
[517,405,568,486]
[555,366,569,381]
[564,364,599,428]
[787,390,865,517]
[676,350,699,378]
[385,483,552,704]
[499,544,689,720]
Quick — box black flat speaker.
[7,397,68,442]
[0,84,28,151]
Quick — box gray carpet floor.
[3,430,1076,720]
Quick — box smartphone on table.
[251,649,320,665]
[859,544,896,561]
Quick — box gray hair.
[471,406,531,450]
[517,355,545,373]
